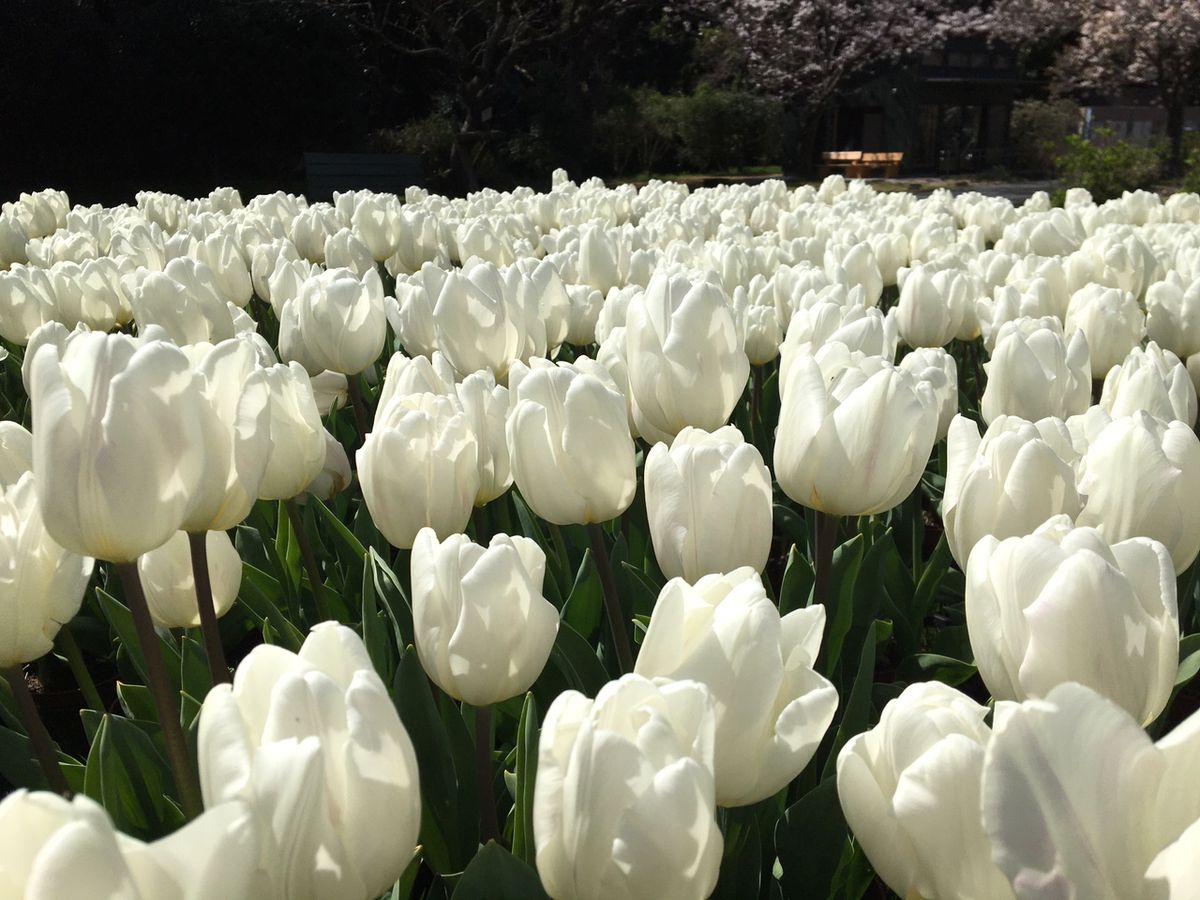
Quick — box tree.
[232,0,647,191]
[696,0,968,174]
[991,0,1200,175]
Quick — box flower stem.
[187,532,230,685]
[751,365,764,450]
[346,376,371,446]
[5,665,71,797]
[55,625,105,714]
[286,499,333,622]
[116,562,203,819]
[474,704,501,845]
[812,511,840,609]
[587,522,635,673]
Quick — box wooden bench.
[303,152,425,200]
[819,151,862,176]
[847,152,904,178]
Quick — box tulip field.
[1,173,1200,899]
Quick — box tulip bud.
[199,623,421,900]
[943,414,1083,569]
[981,318,1091,424]
[506,358,636,526]
[256,363,327,502]
[1076,410,1200,574]
[304,429,352,502]
[433,266,536,381]
[895,267,972,348]
[982,683,1200,900]
[411,528,557,705]
[534,674,723,900]
[0,790,260,900]
[358,392,479,549]
[0,421,33,488]
[124,259,240,346]
[280,268,386,377]
[1065,284,1145,378]
[780,302,898,384]
[1145,273,1200,359]
[0,474,93,668]
[775,353,939,516]
[455,370,512,505]
[1099,341,1198,426]
[644,426,772,582]
[194,231,253,308]
[351,194,400,262]
[324,227,375,279]
[625,272,749,445]
[837,682,1013,900]
[182,338,272,533]
[635,568,837,806]
[29,333,210,562]
[898,347,958,439]
[742,302,783,365]
[138,529,242,630]
[967,515,1178,724]
[290,205,339,264]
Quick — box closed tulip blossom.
[895,267,972,348]
[644,426,772,582]
[28,332,210,562]
[898,347,958,439]
[981,318,1091,424]
[0,790,260,900]
[1065,284,1146,378]
[198,623,421,900]
[624,271,749,445]
[182,338,272,533]
[837,682,1014,900]
[1098,341,1197,426]
[256,363,327,502]
[506,357,636,526]
[775,352,939,516]
[358,392,479,549]
[779,302,898,385]
[534,674,723,900]
[942,414,1083,569]
[983,683,1200,900]
[635,568,838,807]
[0,421,33,488]
[280,268,386,377]
[455,370,512,505]
[432,266,538,382]
[966,516,1179,724]
[137,530,242,631]
[0,473,93,668]
[411,528,558,706]
[304,429,352,502]
[1076,410,1200,574]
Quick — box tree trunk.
[783,103,825,180]
[453,100,484,194]
[1166,98,1186,177]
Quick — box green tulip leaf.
[83,714,184,841]
[451,842,549,900]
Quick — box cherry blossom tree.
[698,0,972,172]
[991,0,1200,173]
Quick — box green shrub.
[1179,135,1200,194]
[596,86,782,177]
[1010,99,1081,177]
[1054,128,1160,201]
[370,112,458,191]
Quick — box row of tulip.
[0,172,1197,899]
